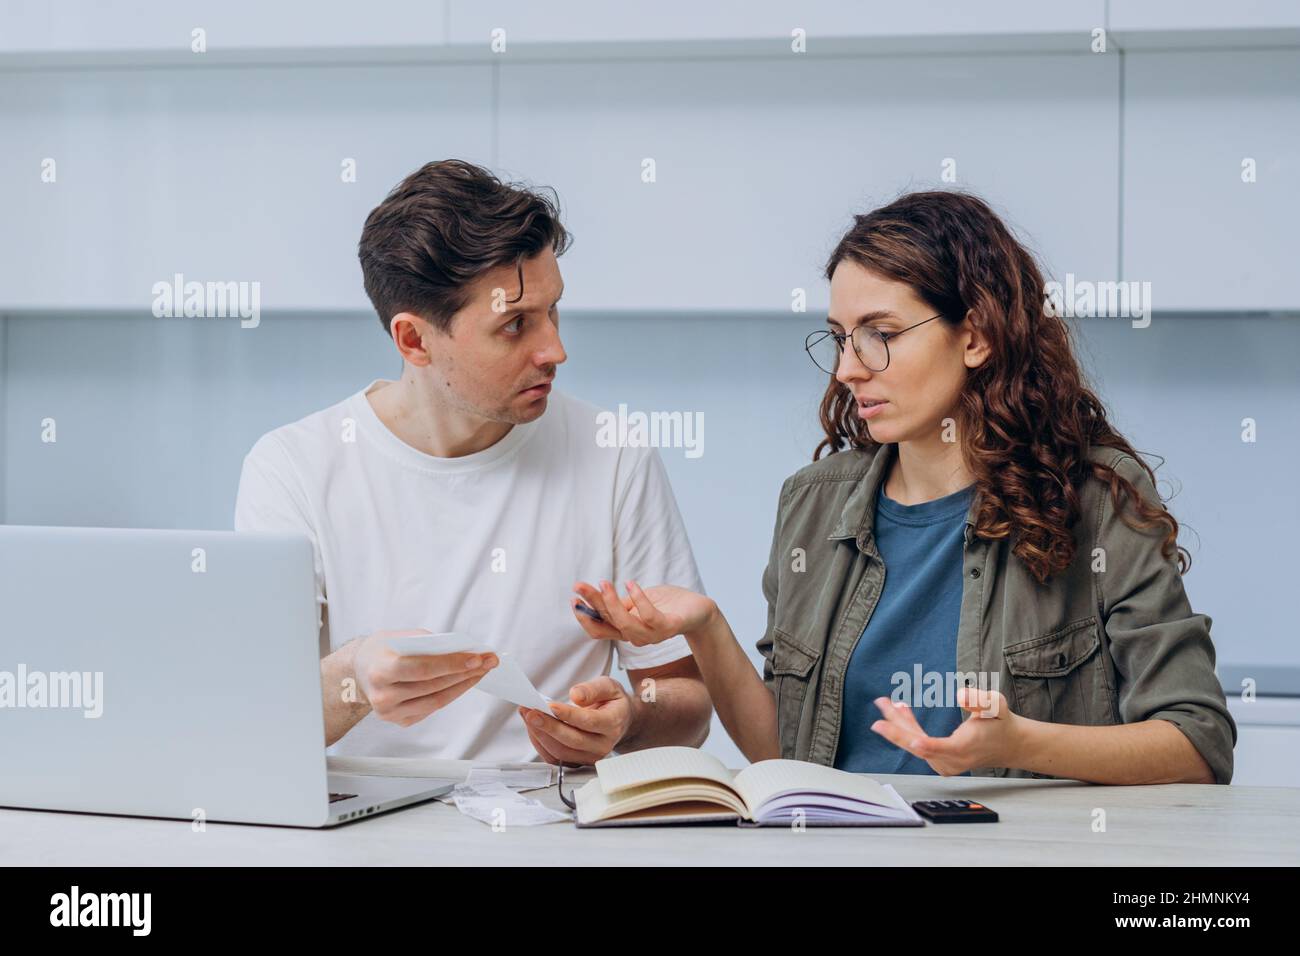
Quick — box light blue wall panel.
[5,311,1296,675]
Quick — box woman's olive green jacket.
[757,441,1236,784]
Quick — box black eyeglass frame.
[558,761,578,809]
[804,313,945,373]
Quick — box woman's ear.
[961,309,992,370]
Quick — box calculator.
[911,799,999,823]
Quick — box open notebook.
[574,746,924,827]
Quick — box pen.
[574,601,604,623]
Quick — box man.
[234,159,712,764]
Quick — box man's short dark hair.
[358,159,572,335]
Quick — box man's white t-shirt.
[233,379,703,763]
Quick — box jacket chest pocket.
[771,627,822,759]
[1004,617,1116,727]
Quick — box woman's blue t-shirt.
[833,479,976,775]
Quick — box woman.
[569,190,1235,784]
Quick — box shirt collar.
[827,442,980,550]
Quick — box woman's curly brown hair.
[816,190,1190,584]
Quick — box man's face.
[415,248,567,425]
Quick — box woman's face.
[827,261,987,446]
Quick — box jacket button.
[1056,652,1067,668]
[969,567,981,579]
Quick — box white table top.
[3,759,1297,866]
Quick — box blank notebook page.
[733,759,907,812]
[595,746,735,794]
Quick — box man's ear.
[390,312,434,367]
[961,309,992,370]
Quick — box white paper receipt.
[451,782,571,827]
[385,632,552,711]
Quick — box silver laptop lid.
[0,525,331,827]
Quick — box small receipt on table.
[452,782,571,827]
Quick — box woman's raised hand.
[571,580,717,646]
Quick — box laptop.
[0,525,456,827]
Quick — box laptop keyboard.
[328,792,358,804]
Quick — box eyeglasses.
[804,313,944,374]
[557,762,577,809]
